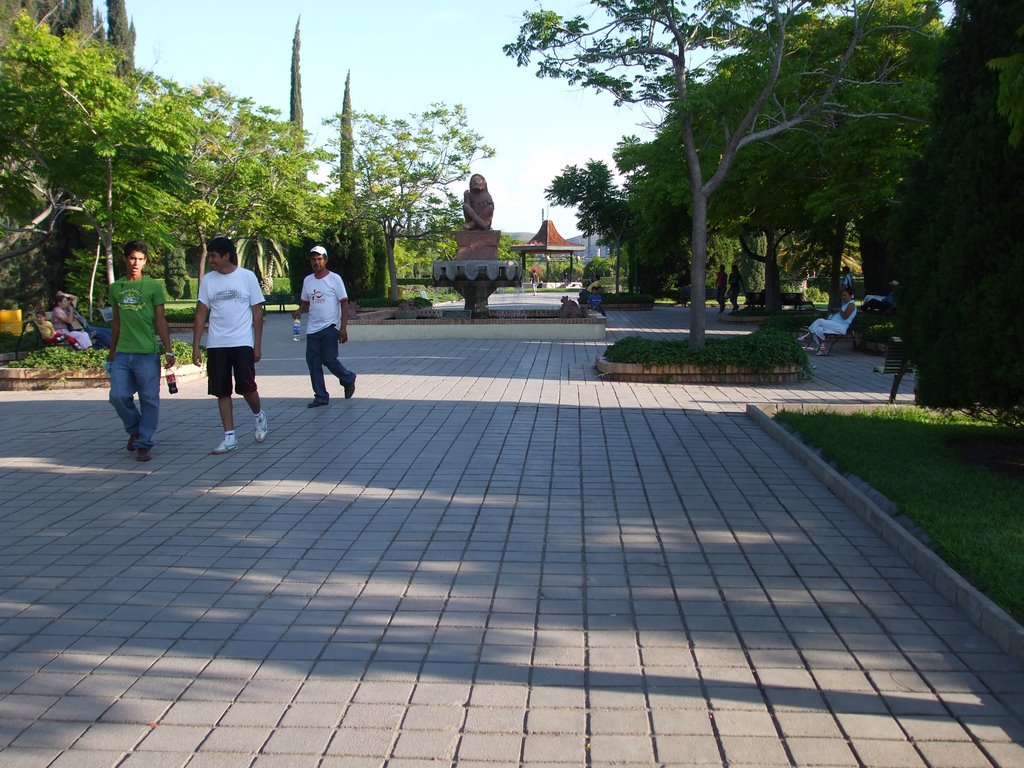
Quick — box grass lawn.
[775,407,1024,624]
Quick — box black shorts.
[206,346,258,397]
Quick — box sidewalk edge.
[748,402,1024,666]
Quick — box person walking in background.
[840,265,855,297]
[715,265,727,313]
[293,245,357,408]
[727,264,744,311]
[530,270,537,295]
[192,236,268,454]
[107,241,175,462]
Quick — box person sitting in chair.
[586,281,606,317]
[800,287,857,355]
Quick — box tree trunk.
[828,218,847,306]
[385,228,399,301]
[764,229,781,313]
[197,226,207,283]
[88,241,101,319]
[859,233,890,296]
[104,157,115,285]
[689,190,708,348]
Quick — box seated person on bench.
[51,292,94,349]
[586,280,606,317]
[28,310,81,348]
[800,287,857,355]
[862,280,898,313]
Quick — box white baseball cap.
[310,245,328,257]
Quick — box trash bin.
[0,309,22,335]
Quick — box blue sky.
[129,0,657,237]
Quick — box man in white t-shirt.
[293,245,357,407]
[191,236,269,453]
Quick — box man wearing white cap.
[293,245,357,407]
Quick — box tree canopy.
[545,160,631,293]
[507,0,939,344]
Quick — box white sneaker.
[254,412,268,443]
[212,437,238,455]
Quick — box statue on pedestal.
[435,173,519,318]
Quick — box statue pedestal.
[455,230,500,260]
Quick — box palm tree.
[236,237,288,294]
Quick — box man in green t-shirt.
[107,241,174,462]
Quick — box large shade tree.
[506,0,934,345]
[0,13,191,283]
[344,103,493,300]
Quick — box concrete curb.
[596,355,802,384]
[748,402,1024,665]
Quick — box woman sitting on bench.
[800,288,857,355]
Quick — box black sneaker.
[343,378,356,399]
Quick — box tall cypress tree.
[340,71,353,194]
[53,0,96,37]
[328,72,384,299]
[892,0,1024,423]
[289,17,303,130]
[106,0,133,73]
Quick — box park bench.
[15,318,79,354]
[744,291,816,310]
[874,336,912,403]
[264,293,297,312]
[817,328,857,356]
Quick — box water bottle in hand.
[292,318,302,341]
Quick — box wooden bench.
[818,329,856,356]
[265,293,297,312]
[745,291,816,310]
[874,336,912,403]
[15,320,78,354]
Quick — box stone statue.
[558,295,583,318]
[463,173,494,231]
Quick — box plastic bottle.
[166,371,177,394]
[292,318,302,341]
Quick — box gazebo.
[510,219,585,284]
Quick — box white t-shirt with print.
[198,267,265,348]
[301,271,349,335]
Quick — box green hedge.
[604,330,806,373]
[601,292,655,305]
[8,339,200,372]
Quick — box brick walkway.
[0,297,1021,767]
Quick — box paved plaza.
[0,296,1022,767]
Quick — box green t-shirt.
[109,276,166,354]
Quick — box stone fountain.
[432,174,521,318]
